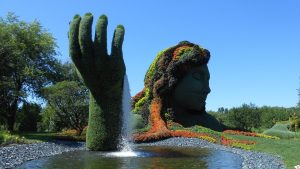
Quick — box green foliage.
[209,106,300,131]
[132,88,150,113]
[207,111,229,127]
[168,122,185,130]
[289,112,299,132]
[41,80,89,134]
[230,142,255,150]
[69,13,125,150]
[0,13,60,131]
[190,125,222,136]
[40,105,62,132]
[132,114,145,129]
[39,62,88,133]
[17,103,41,132]
[17,132,83,142]
[263,123,300,139]
[0,131,27,145]
[227,104,261,131]
[260,106,291,128]
[133,124,151,133]
[144,49,167,84]
[164,110,174,122]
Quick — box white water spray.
[113,74,136,157]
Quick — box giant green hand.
[69,13,125,151]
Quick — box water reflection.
[16,146,242,169]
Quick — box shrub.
[167,121,185,130]
[190,125,222,136]
[263,124,298,139]
[227,104,261,131]
[0,131,27,145]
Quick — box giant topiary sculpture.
[69,13,125,150]
[132,41,223,142]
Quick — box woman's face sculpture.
[173,65,211,112]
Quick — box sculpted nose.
[203,86,211,94]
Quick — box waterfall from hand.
[117,74,136,156]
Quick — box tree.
[218,107,225,113]
[40,62,89,133]
[42,79,89,135]
[259,106,290,128]
[0,13,60,130]
[17,103,41,131]
[40,105,63,132]
[228,103,261,131]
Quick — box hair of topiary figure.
[132,41,223,143]
[69,13,125,150]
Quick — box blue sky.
[1,1,299,111]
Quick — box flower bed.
[224,130,280,140]
[171,130,217,143]
[221,135,256,150]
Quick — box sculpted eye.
[192,72,202,80]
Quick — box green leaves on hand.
[69,13,125,92]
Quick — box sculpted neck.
[172,103,207,127]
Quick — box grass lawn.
[0,131,36,146]
[17,132,85,142]
[229,134,300,169]
[1,131,85,146]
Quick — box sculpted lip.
[185,91,207,99]
[184,92,207,108]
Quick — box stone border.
[0,138,285,169]
[138,138,285,169]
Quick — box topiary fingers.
[79,13,94,63]
[69,15,82,68]
[111,25,125,59]
[69,13,126,151]
[94,15,108,62]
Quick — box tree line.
[208,104,300,131]
[0,13,89,134]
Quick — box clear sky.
[1,0,299,111]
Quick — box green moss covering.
[69,13,125,151]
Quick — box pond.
[16,146,243,169]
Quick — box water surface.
[16,146,242,169]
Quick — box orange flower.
[172,46,192,60]
[221,135,256,146]
[224,130,257,137]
